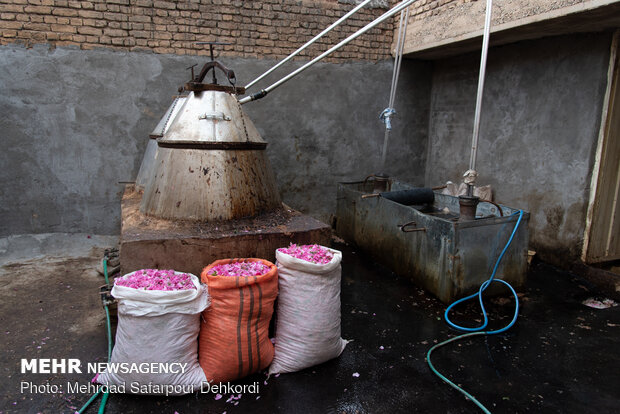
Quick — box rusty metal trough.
[335,179,530,303]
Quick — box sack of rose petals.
[269,244,348,375]
[199,258,278,382]
[97,269,209,394]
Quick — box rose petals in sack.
[115,269,196,291]
[208,262,271,277]
[276,244,334,265]
[269,247,348,375]
[98,271,208,394]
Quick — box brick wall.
[0,0,398,62]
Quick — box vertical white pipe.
[388,10,406,108]
[239,0,418,104]
[390,6,410,109]
[381,7,410,170]
[469,0,493,172]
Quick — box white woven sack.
[97,272,209,394]
[269,247,348,374]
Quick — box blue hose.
[427,210,524,412]
[443,210,523,333]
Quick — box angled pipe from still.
[239,0,418,104]
[244,0,374,91]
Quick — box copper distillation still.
[139,42,281,222]
[123,42,333,275]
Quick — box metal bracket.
[199,111,231,121]
[399,221,427,233]
[99,284,116,307]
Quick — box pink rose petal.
[209,262,270,277]
[277,244,334,264]
[114,269,196,291]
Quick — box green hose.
[77,390,101,413]
[77,257,113,413]
[104,303,112,363]
[98,302,112,413]
[103,258,110,287]
[98,391,110,414]
[426,332,491,414]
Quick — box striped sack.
[199,258,278,383]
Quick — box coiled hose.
[427,210,524,413]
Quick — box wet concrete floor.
[1,238,619,413]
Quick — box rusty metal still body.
[140,89,281,221]
[122,47,330,276]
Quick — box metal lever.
[186,63,198,80]
[193,61,237,86]
[399,221,426,233]
[193,41,235,85]
[99,285,116,306]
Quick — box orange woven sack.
[199,258,278,383]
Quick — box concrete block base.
[120,185,332,276]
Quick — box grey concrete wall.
[424,32,612,262]
[0,44,431,236]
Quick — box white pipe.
[244,0,374,91]
[388,10,406,108]
[239,0,418,104]
[381,7,410,170]
[389,6,409,109]
[469,0,493,173]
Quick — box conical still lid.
[140,90,281,221]
[158,90,265,148]
[149,95,187,139]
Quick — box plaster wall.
[424,32,612,262]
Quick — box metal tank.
[336,179,529,303]
[140,53,281,221]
